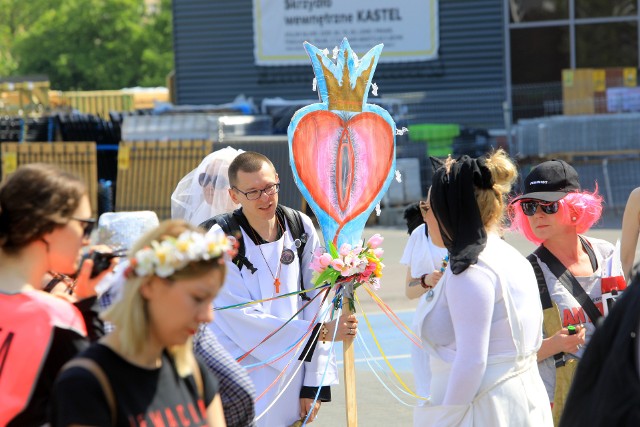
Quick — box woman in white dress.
[413,150,552,426]
[171,146,243,226]
[401,201,448,401]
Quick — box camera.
[82,250,126,278]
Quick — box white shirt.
[420,234,543,404]
[400,224,449,278]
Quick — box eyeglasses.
[520,200,559,216]
[232,183,280,200]
[70,217,97,238]
[199,173,227,188]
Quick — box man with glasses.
[200,151,356,427]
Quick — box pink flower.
[331,258,346,273]
[319,253,333,267]
[370,278,381,291]
[351,244,364,255]
[373,248,384,258]
[367,234,384,249]
[364,262,377,274]
[339,243,352,257]
[310,258,324,273]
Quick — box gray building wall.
[172,0,506,128]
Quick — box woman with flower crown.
[413,150,552,426]
[52,220,234,426]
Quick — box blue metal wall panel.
[173,0,506,128]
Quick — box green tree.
[11,0,173,90]
[139,0,174,87]
[0,0,62,76]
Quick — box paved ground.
[310,219,627,427]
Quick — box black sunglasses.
[199,173,226,187]
[71,217,97,238]
[520,200,559,216]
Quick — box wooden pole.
[343,300,357,427]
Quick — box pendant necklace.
[251,217,285,293]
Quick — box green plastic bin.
[408,123,460,157]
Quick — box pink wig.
[508,187,603,245]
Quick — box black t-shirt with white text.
[52,344,219,427]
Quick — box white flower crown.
[127,230,237,278]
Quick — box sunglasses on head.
[70,217,97,238]
[520,200,559,216]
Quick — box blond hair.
[102,219,226,376]
[474,149,518,230]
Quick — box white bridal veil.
[171,146,244,226]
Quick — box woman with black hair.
[0,164,109,426]
[401,199,448,405]
[412,150,552,426]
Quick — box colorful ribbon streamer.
[355,293,429,401]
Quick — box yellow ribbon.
[355,293,428,400]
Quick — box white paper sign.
[254,0,439,66]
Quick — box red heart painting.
[292,110,394,238]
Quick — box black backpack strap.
[281,206,310,301]
[527,254,553,310]
[579,235,598,272]
[527,253,566,368]
[534,244,602,324]
[199,216,219,233]
[199,212,257,274]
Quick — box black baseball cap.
[511,159,580,203]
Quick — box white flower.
[129,230,234,278]
[177,231,202,261]
[134,247,157,277]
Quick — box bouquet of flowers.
[311,234,385,310]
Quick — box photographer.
[0,164,114,426]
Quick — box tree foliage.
[0,0,63,76]
[1,0,173,90]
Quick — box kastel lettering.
[357,8,402,22]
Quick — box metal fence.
[1,81,639,224]
[514,113,640,157]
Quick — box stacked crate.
[562,68,637,115]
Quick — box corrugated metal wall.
[173,0,506,128]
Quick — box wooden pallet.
[0,142,98,214]
[115,139,214,219]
